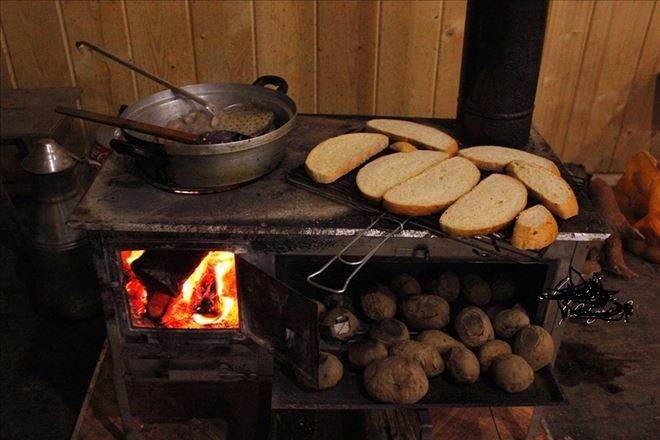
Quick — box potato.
[493,308,530,339]
[491,354,534,393]
[478,339,512,372]
[426,271,460,302]
[461,274,491,306]
[390,273,421,297]
[363,356,429,403]
[320,307,360,341]
[490,273,516,303]
[400,295,450,330]
[347,339,388,368]
[311,299,327,320]
[416,330,461,355]
[368,318,410,347]
[295,351,343,390]
[454,306,495,348]
[513,325,554,371]
[390,340,445,377]
[447,346,480,384]
[360,284,397,320]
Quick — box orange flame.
[120,250,239,329]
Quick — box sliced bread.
[382,157,480,216]
[357,151,450,202]
[305,133,389,183]
[439,174,528,236]
[506,160,578,219]
[458,146,561,176]
[366,119,458,156]
[512,205,559,250]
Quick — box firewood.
[131,250,207,297]
[589,178,641,279]
[147,291,172,321]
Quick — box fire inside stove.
[121,250,240,329]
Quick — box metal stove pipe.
[457,0,549,147]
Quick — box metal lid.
[22,138,76,174]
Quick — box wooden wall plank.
[190,0,255,84]
[608,4,659,172]
[561,0,655,173]
[533,0,595,157]
[60,1,136,115]
[376,0,443,117]
[432,0,467,118]
[317,0,378,115]
[124,0,196,98]
[0,25,16,89]
[0,0,71,88]
[254,0,316,112]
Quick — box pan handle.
[252,75,288,94]
[110,139,166,166]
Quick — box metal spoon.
[55,107,248,145]
[76,41,217,116]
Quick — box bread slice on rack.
[439,174,528,236]
[511,205,559,250]
[357,151,450,202]
[458,146,560,176]
[366,119,458,156]
[506,160,578,219]
[382,157,480,216]
[305,133,389,184]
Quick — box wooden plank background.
[0,0,657,172]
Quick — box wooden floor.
[73,344,550,440]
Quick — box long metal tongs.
[306,213,410,294]
[76,41,217,116]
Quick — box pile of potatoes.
[297,271,555,404]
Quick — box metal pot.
[110,76,296,192]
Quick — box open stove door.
[236,256,319,385]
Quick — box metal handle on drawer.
[306,213,410,294]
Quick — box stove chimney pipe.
[456,0,549,147]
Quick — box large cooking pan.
[109,75,296,192]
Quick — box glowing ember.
[120,250,239,329]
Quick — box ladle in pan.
[55,107,249,145]
[76,41,217,116]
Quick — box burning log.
[131,250,207,297]
[147,291,172,321]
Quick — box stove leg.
[526,407,544,440]
[105,314,135,439]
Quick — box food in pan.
[458,145,560,175]
[356,151,449,202]
[489,273,517,303]
[506,161,579,219]
[416,330,462,355]
[389,273,422,297]
[305,133,389,183]
[347,339,389,368]
[478,339,512,372]
[366,119,458,155]
[460,273,492,306]
[382,157,481,216]
[512,205,559,250]
[493,307,531,339]
[454,306,495,348]
[400,295,450,330]
[513,325,555,371]
[447,345,480,384]
[390,340,445,377]
[491,354,535,393]
[369,318,410,347]
[320,307,360,341]
[295,351,343,390]
[360,284,397,321]
[389,141,418,152]
[426,271,460,302]
[363,356,429,403]
[311,299,327,320]
[440,174,528,237]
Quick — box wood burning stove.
[68,115,608,438]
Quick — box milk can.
[21,139,100,319]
